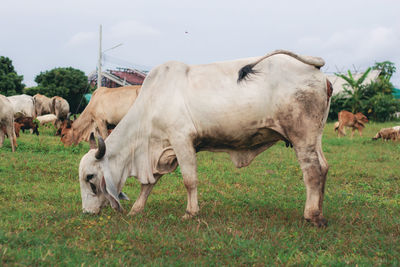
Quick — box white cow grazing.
[0,94,17,152]
[78,50,332,227]
[7,94,36,118]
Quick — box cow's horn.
[95,136,106,159]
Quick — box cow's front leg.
[128,183,155,216]
[0,129,5,148]
[173,144,199,219]
[295,145,328,227]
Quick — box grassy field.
[1,122,400,266]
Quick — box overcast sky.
[1,0,399,88]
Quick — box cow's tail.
[238,49,325,83]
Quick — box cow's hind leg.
[128,183,155,216]
[294,142,328,227]
[337,124,346,137]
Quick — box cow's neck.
[103,103,146,187]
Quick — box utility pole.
[97,24,102,89]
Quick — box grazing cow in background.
[393,126,400,132]
[51,96,70,128]
[372,127,400,141]
[78,50,332,227]
[337,110,368,137]
[33,94,53,116]
[60,85,141,146]
[7,94,36,118]
[14,116,39,136]
[0,95,17,152]
[34,94,70,128]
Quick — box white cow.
[36,114,58,125]
[7,94,36,118]
[51,96,70,121]
[78,50,332,227]
[0,94,17,152]
[33,94,52,116]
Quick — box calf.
[2,122,22,138]
[36,114,58,125]
[337,110,368,138]
[14,117,39,136]
[14,122,22,137]
[372,127,400,141]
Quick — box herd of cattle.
[334,110,400,140]
[0,93,69,151]
[0,50,399,226]
[0,86,141,151]
[1,87,397,153]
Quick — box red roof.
[110,69,146,85]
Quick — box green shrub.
[367,93,400,122]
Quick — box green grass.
[1,122,400,265]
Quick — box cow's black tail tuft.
[237,63,257,83]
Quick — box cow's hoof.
[182,210,197,220]
[305,217,328,227]
[128,209,142,216]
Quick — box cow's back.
[137,55,328,154]
[160,56,325,139]
[7,94,36,118]
[90,86,141,124]
[52,96,70,120]
[34,94,52,116]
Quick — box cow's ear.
[156,147,178,174]
[118,192,130,200]
[89,132,97,149]
[101,175,123,212]
[66,119,72,128]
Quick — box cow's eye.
[89,183,97,194]
[86,174,94,181]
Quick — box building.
[326,70,381,96]
[88,67,147,88]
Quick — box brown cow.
[14,116,39,136]
[337,110,368,138]
[13,122,22,137]
[60,85,141,146]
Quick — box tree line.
[0,56,89,113]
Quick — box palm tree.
[335,67,371,113]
